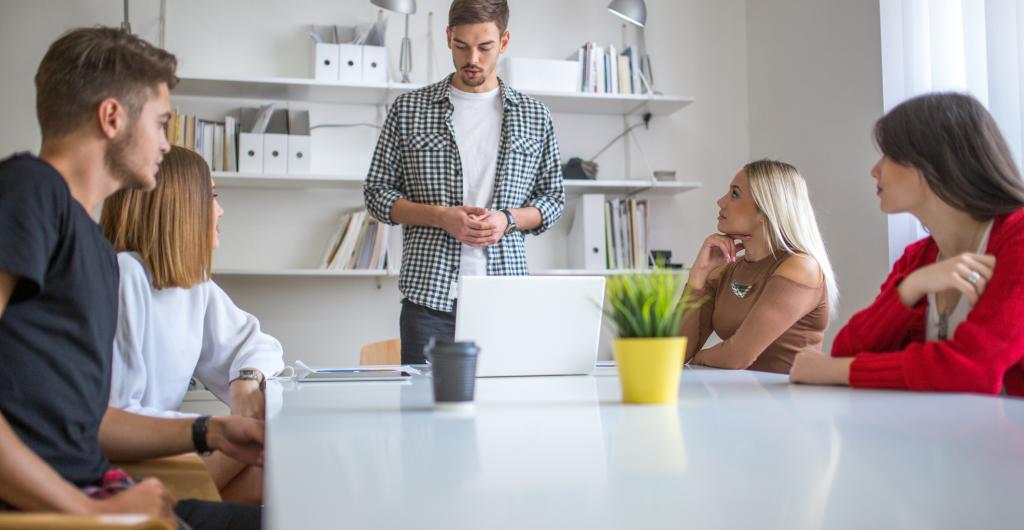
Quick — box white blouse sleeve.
[193,281,285,404]
[109,254,193,419]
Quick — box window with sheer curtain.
[879,0,1024,265]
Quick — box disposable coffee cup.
[425,338,479,407]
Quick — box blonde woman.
[100,146,283,504]
[680,159,837,373]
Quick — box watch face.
[503,210,516,233]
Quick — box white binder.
[287,110,312,174]
[362,45,388,84]
[263,134,288,174]
[338,44,363,83]
[287,135,311,174]
[313,43,340,81]
[568,193,607,270]
[263,109,289,174]
[237,133,264,173]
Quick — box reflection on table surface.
[264,367,1024,530]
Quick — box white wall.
[0,0,750,365]
[0,0,158,152]
[0,0,892,362]
[745,0,887,348]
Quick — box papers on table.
[271,361,419,383]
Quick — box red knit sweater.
[832,210,1024,396]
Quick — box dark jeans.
[175,499,261,530]
[400,299,456,365]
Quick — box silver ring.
[968,270,981,286]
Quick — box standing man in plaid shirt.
[365,0,565,364]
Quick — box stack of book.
[568,194,651,271]
[572,42,644,95]
[319,210,392,271]
[605,197,650,270]
[167,108,237,172]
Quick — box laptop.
[454,276,606,377]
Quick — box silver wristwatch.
[232,368,265,390]
[500,209,517,235]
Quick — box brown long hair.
[35,27,178,141]
[874,92,1024,220]
[100,146,214,289]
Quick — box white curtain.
[879,0,1024,266]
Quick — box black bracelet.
[192,415,212,455]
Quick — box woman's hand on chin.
[688,233,752,290]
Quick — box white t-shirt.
[109,252,284,418]
[450,84,503,278]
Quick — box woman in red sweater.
[790,92,1024,396]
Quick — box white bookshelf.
[212,268,395,278]
[533,268,687,276]
[519,89,693,116]
[176,75,405,106]
[211,172,365,189]
[563,179,701,195]
[177,73,698,363]
[176,75,694,116]
[212,171,701,195]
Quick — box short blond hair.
[101,146,213,289]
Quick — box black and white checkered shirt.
[365,74,565,313]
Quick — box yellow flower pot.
[612,337,687,404]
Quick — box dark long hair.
[874,92,1024,220]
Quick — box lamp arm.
[121,0,131,33]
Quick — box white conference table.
[263,367,1024,530]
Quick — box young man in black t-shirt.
[0,28,263,529]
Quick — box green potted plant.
[604,269,704,404]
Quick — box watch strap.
[500,209,516,235]
[192,415,213,455]
[233,368,266,390]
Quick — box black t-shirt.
[0,153,118,486]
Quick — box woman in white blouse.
[100,145,283,504]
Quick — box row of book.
[606,197,650,269]
[167,108,238,172]
[569,194,650,271]
[572,42,646,95]
[319,210,392,271]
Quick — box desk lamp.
[607,0,654,93]
[371,0,417,83]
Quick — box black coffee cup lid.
[425,337,479,356]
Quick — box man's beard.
[105,127,153,191]
[460,66,486,87]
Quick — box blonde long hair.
[745,159,838,319]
